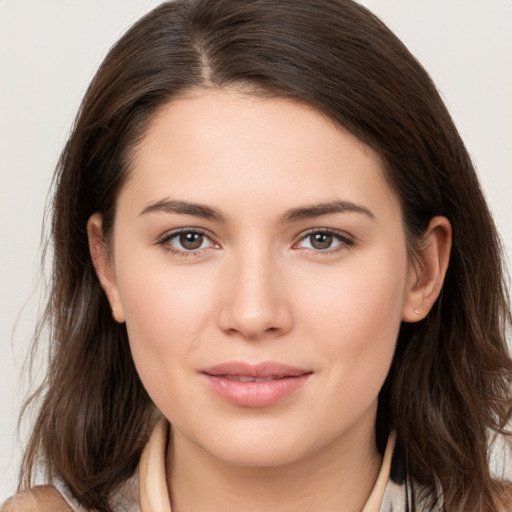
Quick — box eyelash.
[157,227,354,257]
[157,228,218,257]
[292,228,355,254]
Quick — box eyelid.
[157,227,220,256]
[156,226,354,257]
[292,227,355,252]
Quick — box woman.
[3,0,511,511]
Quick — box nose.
[217,248,293,340]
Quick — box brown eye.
[162,229,216,254]
[295,230,352,252]
[309,233,333,250]
[179,232,204,250]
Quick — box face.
[91,89,420,468]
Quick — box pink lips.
[202,361,312,407]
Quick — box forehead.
[121,88,399,221]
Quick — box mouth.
[202,361,312,407]
[220,375,286,382]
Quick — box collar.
[138,418,397,512]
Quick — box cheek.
[298,247,407,386]
[303,253,406,333]
[114,258,218,387]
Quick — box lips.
[222,375,278,382]
[202,361,312,407]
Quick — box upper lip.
[202,361,311,378]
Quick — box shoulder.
[1,486,71,512]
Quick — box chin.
[207,438,310,468]
[191,418,344,469]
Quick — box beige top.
[2,418,402,512]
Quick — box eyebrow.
[139,198,374,223]
[280,200,375,223]
[139,199,225,221]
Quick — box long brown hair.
[20,1,512,510]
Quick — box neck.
[166,413,382,512]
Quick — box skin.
[88,88,451,512]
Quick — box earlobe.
[87,213,125,323]
[402,216,452,323]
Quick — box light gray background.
[1,0,511,500]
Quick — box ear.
[87,213,125,323]
[402,216,452,323]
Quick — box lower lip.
[203,374,311,407]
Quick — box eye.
[159,229,218,255]
[175,232,208,250]
[294,229,353,252]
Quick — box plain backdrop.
[1,0,511,500]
